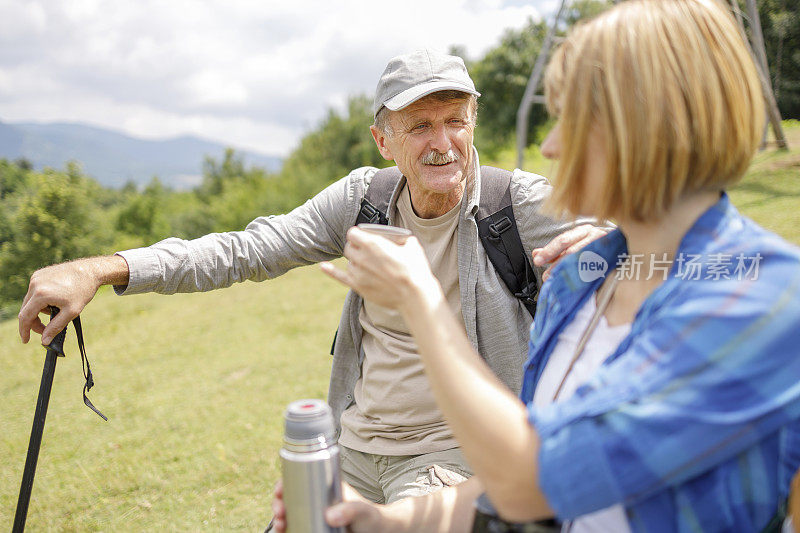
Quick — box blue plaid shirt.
[522,194,800,532]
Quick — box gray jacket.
[117,153,575,427]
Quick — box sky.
[0,0,558,157]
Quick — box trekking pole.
[13,307,66,533]
[13,307,105,532]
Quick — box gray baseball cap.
[373,49,480,118]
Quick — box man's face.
[372,96,475,204]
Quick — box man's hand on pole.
[18,255,130,345]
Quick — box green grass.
[1,123,799,530]
[1,265,348,530]
[728,121,800,244]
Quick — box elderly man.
[18,49,602,503]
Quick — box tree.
[564,0,612,26]
[0,171,101,314]
[207,166,274,232]
[759,0,800,118]
[0,158,32,199]
[14,157,33,171]
[275,95,388,211]
[469,0,612,153]
[0,202,10,246]
[198,148,247,200]
[469,18,551,153]
[116,176,172,243]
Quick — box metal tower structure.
[515,0,788,170]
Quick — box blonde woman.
[272,0,800,530]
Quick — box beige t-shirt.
[339,185,465,455]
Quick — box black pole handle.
[13,307,66,533]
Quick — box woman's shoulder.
[661,212,800,340]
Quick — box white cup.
[357,223,412,244]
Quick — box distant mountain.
[0,120,282,189]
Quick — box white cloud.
[0,0,551,157]
[182,70,250,107]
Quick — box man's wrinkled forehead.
[392,93,474,123]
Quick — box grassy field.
[1,268,349,530]
[1,123,799,530]
[727,122,800,243]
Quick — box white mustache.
[422,150,459,165]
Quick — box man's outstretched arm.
[17,169,371,346]
[19,255,130,345]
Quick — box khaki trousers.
[340,445,473,504]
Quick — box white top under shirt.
[532,293,633,533]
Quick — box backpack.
[355,165,539,318]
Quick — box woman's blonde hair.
[544,0,765,222]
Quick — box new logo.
[578,251,608,282]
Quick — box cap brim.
[383,80,481,112]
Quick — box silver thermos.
[280,399,343,533]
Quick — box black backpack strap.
[354,166,403,226]
[476,166,538,318]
